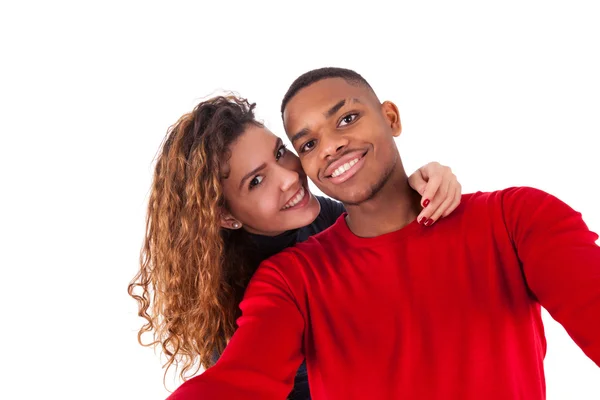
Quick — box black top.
[249,195,346,260]
[245,196,346,400]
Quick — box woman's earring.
[232,222,241,229]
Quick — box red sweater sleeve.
[167,260,305,399]
[502,187,600,366]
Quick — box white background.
[1,1,598,399]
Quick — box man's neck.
[344,167,422,238]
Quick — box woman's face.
[220,124,321,236]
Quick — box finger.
[428,186,457,224]
[407,170,428,197]
[417,175,450,224]
[416,162,442,181]
[422,179,452,226]
[419,174,443,208]
[417,209,431,225]
[442,183,462,218]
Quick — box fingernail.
[419,217,426,224]
[425,218,434,226]
[423,199,430,207]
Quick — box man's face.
[283,78,402,205]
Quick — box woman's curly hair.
[128,95,262,383]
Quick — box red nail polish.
[419,217,426,224]
[425,218,434,226]
[423,199,430,207]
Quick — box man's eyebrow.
[324,98,361,118]
[324,99,346,119]
[290,128,309,145]
[291,98,362,145]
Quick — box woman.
[128,95,461,398]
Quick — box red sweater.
[169,187,600,399]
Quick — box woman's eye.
[249,175,264,189]
[276,145,287,161]
[339,113,358,127]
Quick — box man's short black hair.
[280,67,375,115]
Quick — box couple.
[132,68,600,399]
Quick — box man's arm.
[503,187,600,366]
[168,258,305,399]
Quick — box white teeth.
[282,187,306,210]
[331,158,359,178]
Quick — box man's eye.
[249,175,264,189]
[339,113,358,127]
[300,140,316,153]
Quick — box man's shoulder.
[462,186,551,207]
[455,187,560,227]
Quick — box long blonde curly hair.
[128,95,262,382]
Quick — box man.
[168,68,600,399]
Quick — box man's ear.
[220,211,242,230]
[381,101,402,137]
